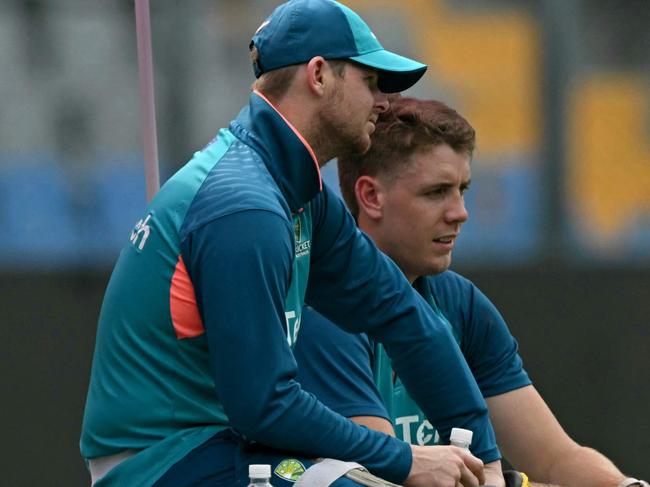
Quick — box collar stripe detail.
[253,89,322,192]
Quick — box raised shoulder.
[426,270,476,316]
[180,139,290,239]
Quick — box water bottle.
[449,427,473,451]
[248,464,273,486]
[451,429,501,487]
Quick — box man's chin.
[427,257,452,276]
[339,138,371,157]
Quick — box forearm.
[350,416,396,436]
[488,387,625,487]
[544,444,625,487]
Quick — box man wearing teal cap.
[80,1,502,486]
[249,0,427,92]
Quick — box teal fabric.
[373,278,457,446]
[336,1,383,53]
[94,426,223,487]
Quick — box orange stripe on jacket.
[170,255,205,339]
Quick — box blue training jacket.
[80,91,497,485]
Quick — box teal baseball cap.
[250,0,427,93]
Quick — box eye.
[365,75,379,89]
[425,187,446,198]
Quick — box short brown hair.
[338,96,476,217]
[251,58,347,104]
[251,64,301,103]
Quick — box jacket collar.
[414,276,438,310]
[229,91,322,213]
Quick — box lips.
[434,236,453,244]
[433,234,458,245]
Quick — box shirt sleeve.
[435,273,532,398]
[306,186,500,464]
[181,209,412,484]
[295,307,390,420]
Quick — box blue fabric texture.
[296,270,530,459]
[154,430,365,487]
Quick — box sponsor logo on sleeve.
[130,213,153,251]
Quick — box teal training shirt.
[296,271,530,457]
[373,276,461,446]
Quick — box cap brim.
[349,49,427,93]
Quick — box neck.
[270,97,332,166]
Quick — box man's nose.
[375,92,389,113]
[447,194,469,223]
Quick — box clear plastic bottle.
[449,427,473,451]
[247,464,274,487]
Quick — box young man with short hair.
[295,96,646,487]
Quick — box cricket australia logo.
[274,459,306,482]
[130,212,153,251]
[293,217,311,258]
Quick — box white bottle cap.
[249,464,272,478]
[450,427,473,447]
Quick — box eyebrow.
[420,179,472,191]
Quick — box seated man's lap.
[153,429,366,487]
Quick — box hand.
[403,444,485,487]
[483,460,506,487]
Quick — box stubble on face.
[316,74,374,160]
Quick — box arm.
[186,210,412,483]
[441,277,622,486]
[349,417,494,487]
[295,296,487,486]
[430,272,532,399]
[487,385,626,487]
[297,305,501,487]
[350,416,395,436]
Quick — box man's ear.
[305,56,328,97]
[355,175,384,221]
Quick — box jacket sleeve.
[181,209,412,483]
[306,186,500,463]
